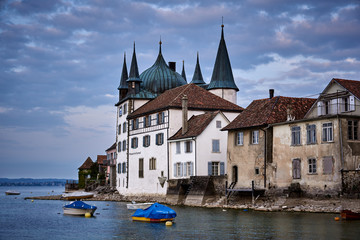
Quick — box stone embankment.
[24,186,360,214]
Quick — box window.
[118,124,121,135]
[117,142,121,152]
[212,139,220,152]
[255,167,260,175]
[143,135,150,147]
[236,132,244,146]
[324,101,330,115]
[156,133,164,145]
[123,122,127,133]
[119,107,122,117]
[216,121,221,128]
[122,140,126,151]
[117,163,121,174]
[131,137,138,149]
[291,126,301,145]
[175,162,182,177]
[292,158,301,179]
[122,162,126,173]
[132,119,139,130]
[157,112,165,125]
[145,115,151,127]
[252,130,259,144]
[322,122,333,142]
[139,158,144,178]
[185,162,193,176]
[348,120,358,140]
[308,158,317,174]
[208,162,225,176]
[342,97,349,112]
[323,156,333,174]
[123,103,127,115]
[306,125,316,144]
[185,141,192,153]
[342,96,355,112]
[149,157,156,170]
[176,142,181,154]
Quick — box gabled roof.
[222,96,316,131]
[97,155,106,165]
[169,111,222,140]
[128,83,243,119]
[106,142,116,152]
[78,157,94,170]
[332,78,360,100]
[207,25,239,91]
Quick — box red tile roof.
[169,111,221,140]
[97,155,107,165]
[78,157,94,170]
[128,83,243,118]
[332,78,360,100]
[222,96,316,130]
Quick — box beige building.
[270,78,360,196]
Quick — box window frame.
[308,158,317,174]
[291,126,301,146]
[149,157,156,170]
[348,120,359,140]
[306,124,316,144]
[143,135,150,147]
[184,141,192,153]
[216,121,222,128]
[236,132,244,146]
[156,133,164,146]
[322,122,333,142]
[212,139,220,153]
[252,130,259,145]
[139,158,144,178]
[176,142,181,154]
[131,137,138,149]
[122,140,126,151]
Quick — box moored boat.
[132,203,176,222]
[61,191,94,200]
[5,190,20,195]
[63,201,97,216]
[127,201,153,210]
[341,210,360,220]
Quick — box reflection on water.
[1,186,360,240]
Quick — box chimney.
[182,95,188,135]
[169,62,176,72]
[269,89,274,99]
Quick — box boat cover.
[132,203,176,219]
[64,201,97,210]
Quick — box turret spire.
[181,60,187,82]
[207,21,239,91]
[190,52,205,86]
[126,42,142,96]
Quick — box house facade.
[270,78,360,196]
[105,143,116,187]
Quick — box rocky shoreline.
[24,186,360,214]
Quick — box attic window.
[216,121,221,128]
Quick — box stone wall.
[342,170,360,197]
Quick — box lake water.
[1,186,360,240]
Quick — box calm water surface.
[1,186,360,240]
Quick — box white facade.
[169,112,230,179]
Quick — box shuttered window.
[131,137,138,149]
[212,139,220,152]
[323,156,333,174]
[292,159,301,179]
[143,135,150,147]
[156,133,164,145]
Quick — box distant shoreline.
[0,178,75,186]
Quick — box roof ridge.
[168,84,192,106]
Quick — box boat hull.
[132,217,174,222]
[61,192,94,200]
[341,210,360,220]
[127,203,153,210]
[5,191,20,195]
[63,207,96,216]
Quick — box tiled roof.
[128,83,243,118]
[97,155,107,165]
[78,157,94,170]
[333,78,360,100]
[169,111,220,140]
[222,96,316,130]
[106,142,116,152]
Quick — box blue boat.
[63,200,97,216]
[132,203,176,222]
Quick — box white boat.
[61,191,94,200]
[63,201,97,216]
[5,190,20,195]
[127,201,153,210]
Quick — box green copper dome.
[140,43,186,95]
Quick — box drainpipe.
[260,127,267,189]
[338,115,344,169]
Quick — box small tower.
[127,42,142,96]
[207,22,239,104]
[181,60,187,83]
[190,52,206,87]
[118,53,128,101]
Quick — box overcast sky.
[1,0,359,179]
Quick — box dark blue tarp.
[132,203,176,219]
[64,201,97,210]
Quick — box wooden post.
[252,180,255,205]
